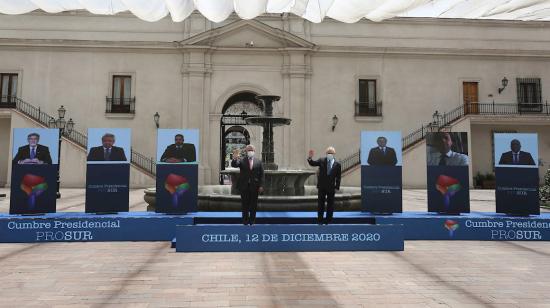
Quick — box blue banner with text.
[176,224,404,252]
[377,215,550,241]
[85,164,130,213]
[361,165,402,213]
[0,213,193,242]
[496,167,539,215]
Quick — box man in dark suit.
[13,132,52,165]
[499,139,536,165]
[160,134,196,163]
[231,145,264,225]
[87,133,127,161]
[367,136,398,166]
[307,147,342,225]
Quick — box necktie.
[513,153,518,164]
[30,147,36,159]
[104,148,111,161]
[249,158,253,170]
[328,160,333,174]
[439,154,447,166]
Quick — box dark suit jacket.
[498,151,536,165]
[367,146,397,166]
[231,157,265,192]
[307,157,341,192]
[87,146,127,161]
[161,143,196,162]
[12,144,52,164]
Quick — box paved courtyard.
[0,188,549,307]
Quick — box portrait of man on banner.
[361,131,402,166]
[86,128,131,164]
[494,133,538,168]
[156,129,200,164]
[12,128,59,165]
[426,132,469,166]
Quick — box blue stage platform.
[174,224,404,252]
[1,211,549,243]
[376,211,550,241]
[0,212,193,243]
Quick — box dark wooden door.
[463,82,479,114]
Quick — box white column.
[181,49,213,184]
[281,50,312,169]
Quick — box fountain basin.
[220,169,315,196]
[144,185,361,212]
[245,117,291,127]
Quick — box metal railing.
[340,150,360,173]
[106,97,136,114]
[0,95,17,107]
[355,101,382,117]
[132,150,156,175]
[7,96,156,176]
[342,102,550,173]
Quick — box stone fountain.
[221,95,315,196]
[144,95,361,211]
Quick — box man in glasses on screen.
[13,132,52,165]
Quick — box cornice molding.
[1,38,550,59]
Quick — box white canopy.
[1,0,550,23]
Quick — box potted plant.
[474,172,485,188]
[482,172,496,189]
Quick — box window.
[517,78,542,112]
[107,75,134,113]
[0,73,18,105]
[356,79,381,116]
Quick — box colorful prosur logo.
[444,219,459,237]
[164,173,190,208]
[435,175,461,211]
[20,173,48,209]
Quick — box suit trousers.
[240,186,259,224]
[317,188,335,223]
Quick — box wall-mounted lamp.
[332,115,339,131]
[153,112,160,128]
[498,77,508,94]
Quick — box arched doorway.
[219,91,263,183]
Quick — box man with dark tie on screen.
[160,134,196,163]
[367,136,397,166]
[307,146,342,225]
[231,145,264,225]
[13,132,52,165]
[87,133,127,161]
[498,139,536,165]
[427,132,468,166]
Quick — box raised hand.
[308,149,314,159]
[232,148,241,159]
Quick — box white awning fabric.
[1,0,550,23]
